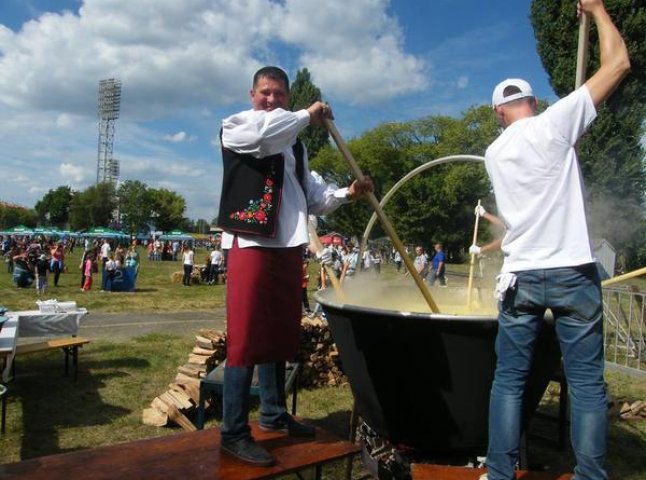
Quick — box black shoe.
[259,414,316,437]
[220,437,276,466]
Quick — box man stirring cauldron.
[475,1,630,479]
[217,66,372,466]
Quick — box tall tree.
[289,68,330,159]
[531,0,646,267]
[117,180,151,235]
[69,182,116,230]
[148,188,187,232]
[34,186,73,227]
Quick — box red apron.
[225,240,303,367]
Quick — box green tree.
[0,202,38,229]
[310,106,498,258]
[34,186,73,227]
[289,68,329,159]
[69,183,116,230]
[148,188,187,232]
[531,0,646,266]
[117,180,151,235]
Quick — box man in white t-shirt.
[208,248,223,284]
[479,2,630,480]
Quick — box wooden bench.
[14,337,90,381]
[410,464,572,479]
[0,421,360,479]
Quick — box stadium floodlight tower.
[96,78,122,186]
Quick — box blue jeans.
[486,263,607,480]
[221,362,287,442]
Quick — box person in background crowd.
[99,238,111,291]
[362,246,374,273]
[126,244,140,276]
[82,253,95,292]
[153,237,162,261]
[114,244,126,268]
[49,242,65,287]
[372,248,382,274]
[4,243,16,273]
[181,244,194,286]
[478,2,630,479]
[103,253,117,292]
[172,240,180,261]
[412,245,429,282]
[35,253,49,296]
[393,248,403,272]
[340,243,359,283]
[208,245,224,285]
[79,250,90,288]
[429,242,446,286]
[217,66,372,466]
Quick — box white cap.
[492,78,534,108]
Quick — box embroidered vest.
[218,139,306,237]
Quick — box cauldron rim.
[314,290,499,323]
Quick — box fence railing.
[603,287,645,376]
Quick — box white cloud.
[60,163,86,182]
[0,0,426,117]
[0,0,427,219]
[164,131,196,143]
[457,76,469,89]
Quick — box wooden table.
[410,464,572,479]
[0,422,360,479]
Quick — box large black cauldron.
[316,286,561,456]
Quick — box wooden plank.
[15,337,90,355]
[0,422,360,480]
[410,464,573,480]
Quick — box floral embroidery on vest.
[229,172,275,225]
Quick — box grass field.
[1,246,226,312]
[0,247,645,478]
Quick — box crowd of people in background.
[4,229,454,299]
[1,233,76,292]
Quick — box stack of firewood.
[297,316,347,388]
[142,316,346,430]
[142,329,227,430]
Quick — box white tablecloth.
[0,317,19,382]
[8,309,88,337]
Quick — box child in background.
[35,253,49,296]
[104,253,117,292]
[82,253,95,291]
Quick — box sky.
[0,0,560,223]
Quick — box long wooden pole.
[307,220,346,300]
[466,200,481,308]
[575,12,591,89]
[323,118,440,313]
[601,266,646,288]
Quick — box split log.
[195,335,215,350]
[142,407,168,427]
[192,346,216,356]
[167,404,197,432]
[187,353,210,365]
[175,372,200,386]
